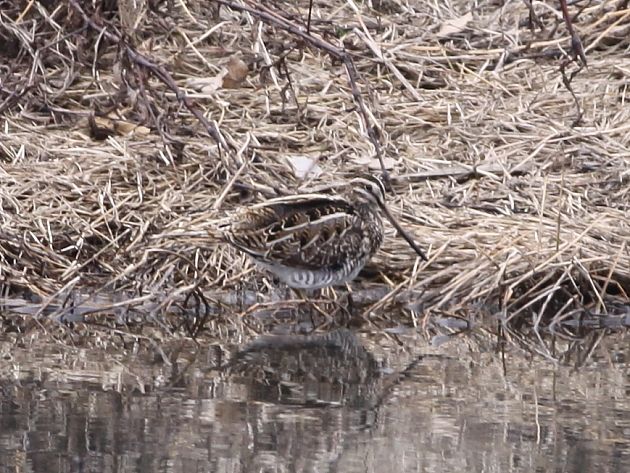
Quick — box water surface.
[0,327,627,473]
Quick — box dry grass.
[0,0,628,337]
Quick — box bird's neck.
[352,199,380,218]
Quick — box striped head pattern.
[348,175,387,207]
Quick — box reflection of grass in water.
[0,0,628,356]
[2,330,627,473]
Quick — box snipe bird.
[219,175,427,289]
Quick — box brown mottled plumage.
[220,176,426,289]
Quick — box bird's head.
[349,175,387,208]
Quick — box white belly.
[254,260,366,289]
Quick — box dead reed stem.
[0,0,628,334]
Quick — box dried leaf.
[88,116,114,141]
[222,55,249,88]
[352,155,371,166]
[92,116,116,130]
[368,157,397,170]
[185,55,248,92]
[200,74,226,94]
[115,121,150,136]
[186,74,225,93]
[431,335,453,347]
[435,317,470,330]
[91,117,150,137]
[286,155,322,180]
[437,12,472,38]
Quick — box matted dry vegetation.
[0,0,628,340]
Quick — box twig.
[558,0,587,125]
[522,0,546,31]
[215,0,391,184]
[67,0,230,151]
[559,0,588,66]
[394,161,531,184]
[307,0,314,34]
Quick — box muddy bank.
[0,1,628,340]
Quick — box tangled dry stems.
[0,0,628,336]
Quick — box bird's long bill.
[379,203,428,261]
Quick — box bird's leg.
[340,282,356,326]
[312,289,336,329]
[317,286,354,328]
[289,288,328,332]
[346,286,355,315]
[293,288,313,330]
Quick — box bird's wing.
[223,195,364,270]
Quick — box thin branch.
[559,0,587,66]
[68,0,230,151]
[558,0,587,126]
[215,0,391,184]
